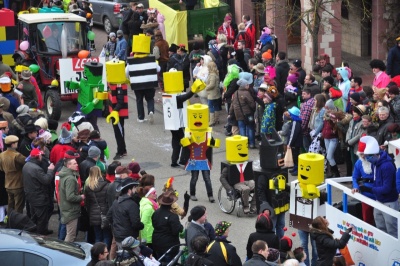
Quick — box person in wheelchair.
[220,135,256,214]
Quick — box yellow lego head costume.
[298,153,324,199]
[132,34,151,54]
[164,69,184,94]
[187,104,208,131]
[106,59,126,84]
[226,135,248,163]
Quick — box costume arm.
[176,91,194,104]
[372,163,396,195]
[220,166,233,191]
[352,163,362,189]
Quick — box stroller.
[4,209,36,232]
[158,244,188,266]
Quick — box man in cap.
[18,123,39,157]
[300,88,315,152]
[107,177,143,249]
[0,135,26,213]
[22,148,55,234]
[59,155,85,242]
[186,205,209,253]
[358,136,399,238]
[79,146,101,184]
[136,3,148,24]
[115,30,128,61]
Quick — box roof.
[18,13,87,24]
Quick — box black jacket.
[224,78,239,104]
[246,231,279,259]
[79,157,96,184]
[22,158,54,206]
[275,61,290,95]
[151,205,183,256]
[243,254,270,266]
[106,177,122,209]
[310,228,351,266]
[107,194,144,242]
[84,178,110,226]
[287,120,302,148]
[185,253,214,266]
[206,238,242,266]
[18,136,33,157]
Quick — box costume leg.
[112,118,126,155]
[171,128,184,164]
[144,88,156,114]
[190,170,199,196]
[234,182,249,207]
[202,170,213,197]
[134,90,145,120]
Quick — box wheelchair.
[217,185,256,217]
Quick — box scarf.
[245,20,253,30]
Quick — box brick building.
[231,0,399,74]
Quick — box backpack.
[172,55,184,71]
[209,44,223,71]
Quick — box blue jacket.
[352,159,375,199]
[372,151,398,203]
[115,37,128,61]
[396,169,400,194]
[387,45,400,77]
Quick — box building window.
[341,2,349,20]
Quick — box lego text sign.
[59,57,106,95]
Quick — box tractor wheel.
[45,90,62,121]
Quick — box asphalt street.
[47,26,324,261]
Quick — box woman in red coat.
[218,15,235,46]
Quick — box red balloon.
[292,232,297,237]
[42,25,52,38]
[78,50,90,59]
[283,227,288,231]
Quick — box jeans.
[93,225,112,250]
[238,120,255,146]
[134,89,155,120]
[208,99,222,113]
[298,229,318,266]
[303,135,311,152]
[58,209,66,240]
[374,200,399,238]
[190,170,213,197]
[271,212,285,240]
[324,138,338,166]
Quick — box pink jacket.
[373,71,391,89]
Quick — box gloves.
[106,111,120,125]
[359,185,372,193]
[183,191,190,214]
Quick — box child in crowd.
[286,106,302,175]
[88,130,109,163]
[293,247,307,266]
[128,160,141,181]
[279,236,295,263]
[279,111,292,147]
[284,73,300,109]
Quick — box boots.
[330,164,340,178]
[214,111,221,125]
[209,113,215,126]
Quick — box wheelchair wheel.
[218,185,236,214]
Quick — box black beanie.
[190,206,206,221]
[323,76,334,86]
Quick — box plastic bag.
[284,148,294,168]
[99,47,106,58]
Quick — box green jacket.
[59,166,82,224]
[140,197,156,244]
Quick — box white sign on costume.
[162,93,188,131]
[59,57,106,95]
